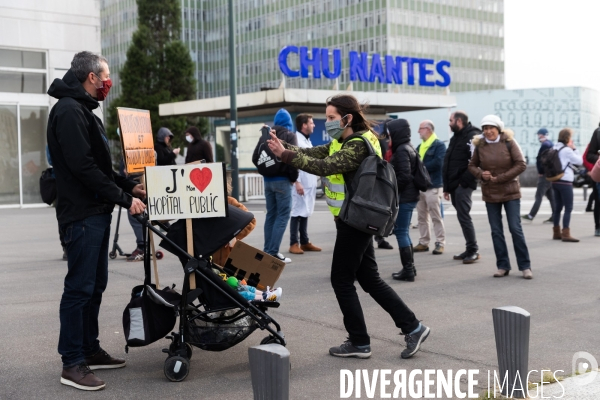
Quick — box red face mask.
[93,74,112,101]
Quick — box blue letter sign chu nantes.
[278,45,451,87]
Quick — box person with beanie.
[155,127,179,166]
[468,115,532,279]
[521,128,555,223]
[185,126,213,163]
[551,128,583,242]
[252,108,298,263]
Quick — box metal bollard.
[248,344,290,400]
[492,306,530,398]
[584,184,588,201]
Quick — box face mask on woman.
[325,114,350,140]
[185,135,193,143]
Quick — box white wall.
[0,0,101,104]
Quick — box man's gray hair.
[71,51,108,83]
[422,120,435,131]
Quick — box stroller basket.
[186,310,259,351]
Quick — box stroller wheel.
[185,343,193,360]
[156,251,164,260]
[109,251,117,259]
[260,335,277,345]
[164,356,189,382]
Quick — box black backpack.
[39,167,57,205]
[412,149,431,192]
[254,138,281,177]
[541,146,567,182]
[338,135,399,236]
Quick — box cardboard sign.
[144,163,228,220]
[221,241,285,290]
[117,107,156,174]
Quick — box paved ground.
[1,187,599,399]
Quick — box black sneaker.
[543,217,553,224]
[377,240,393,249]
[126,248,144,262]
[401,324,430,359]
[329,340,371,359]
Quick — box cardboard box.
[221,241,285,290]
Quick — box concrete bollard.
[492,306,530,398]
[248,344,290,400]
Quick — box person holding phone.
[252,109,298,263]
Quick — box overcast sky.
[505,0,600,92]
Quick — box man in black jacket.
[47,51,145,391]
[442,111,480,264]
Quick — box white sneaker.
[263,287,282,302]
[275,253,291,263]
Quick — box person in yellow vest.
[267,94,430,360]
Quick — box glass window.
[0,105,19,205]
[0,71,47,94]
[0,49,46,69]
[20,106,48,205]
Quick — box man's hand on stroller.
[129,197,146,215]
[132,183,146,199]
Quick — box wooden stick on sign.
[186,219,196,289]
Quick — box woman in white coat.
[289,114,322,254]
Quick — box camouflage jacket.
[280,133,369,183]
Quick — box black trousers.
[331,219,419,346]
[450,186,478,253]
[289,216,309,246]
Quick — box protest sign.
[117,107,156,174]
[144,163,228,221]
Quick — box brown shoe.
[552,226,562,240]
[84,348,126,370]
[300,242,322,252]
[289,243,304,254]
[522,269,533,279]
[61,363,105,391]
[561,228,579,242]
[413,243,429,252]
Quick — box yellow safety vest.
[322,131,382,216]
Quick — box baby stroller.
[131,204,286,382]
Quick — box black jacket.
[185,138,214,163]
[155,141,177,166]
[388,119,420,204]
[442,123,480,192]
[47,69,136,225]
[586,125,600,165]
[535,139,553,174]
[416,139,446,188]
[252,125,299,182]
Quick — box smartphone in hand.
[261,125,271,141]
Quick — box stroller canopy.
[160,204,255,262]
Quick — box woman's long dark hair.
[326,94,376,133]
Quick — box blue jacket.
[416,138,446,188]
[536,139,553,174]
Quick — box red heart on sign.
[189,168,212,193]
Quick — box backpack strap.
[341,134,375,156]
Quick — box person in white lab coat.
[289,114,322,254]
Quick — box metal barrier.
[241,173,265,201]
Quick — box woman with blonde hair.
[468,115,532,279]
[551,128,583,242]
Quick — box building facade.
[0,0,101,207]
[102,0,505,104]
[395,86,600,166]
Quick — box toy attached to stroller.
[127,205,285,382]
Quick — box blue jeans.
[263,179,292,255]
[394,202,417,248]
[552,182,574,228]
[485,200,531,271]
[58,213,112,367]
